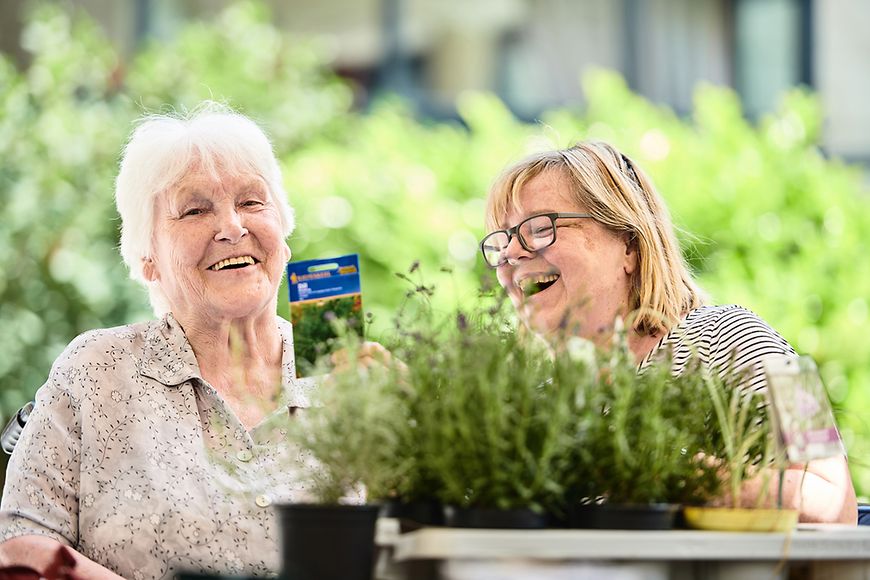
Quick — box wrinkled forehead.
[174,165,264,194]
[162,155,268,202]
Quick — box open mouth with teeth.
[209,256,259,271]
[518,274,560,298]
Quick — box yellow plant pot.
[683,507,798,532]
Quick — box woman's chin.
[204,293,275,321]
[526,308,594,342]
[525,309,566,339]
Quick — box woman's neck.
[544,325,663,366]
[176,311,285,427]
[628,331,664,365]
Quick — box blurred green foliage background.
[2,2,869,496]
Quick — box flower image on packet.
[763,355,846,462]
[287,254,363,377]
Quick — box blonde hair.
[484,141,705,335]
[115,102,295,315]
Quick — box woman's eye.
[181,208,204,217]
[241,199,264,208]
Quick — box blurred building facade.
[1,0,868,163]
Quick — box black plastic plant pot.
[444,506,551,529]
[278,503,380,580]
[567,503,680,530]
[380,499,445,533]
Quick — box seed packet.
[287,254,363,376]
[763,355,845,462]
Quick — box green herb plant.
[702,364,781,509]
[287,331,411,504]
[558,326,724,508]
[380,267,582,513]
[408,311,577,514]
[290,269,741,516]
[288,269,783,515]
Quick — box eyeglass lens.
[482,215,556,267]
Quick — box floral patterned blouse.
[0,314,318,579]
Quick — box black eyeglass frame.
[479,212,593,268]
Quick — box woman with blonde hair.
[480,141,856,523]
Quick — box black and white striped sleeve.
[705,305,797,394]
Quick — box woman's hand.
[0,537,124,580]
[329,341,405,374]
[693,451,856,523]
[700,454,857,523]
[743,456,857,523]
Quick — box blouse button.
[255,494,271,508]
[236,449,253,462]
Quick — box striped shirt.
[638,304,797,394]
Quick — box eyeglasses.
[479,212,593,268]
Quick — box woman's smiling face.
[495,169,638,342]
[143,166,291,325]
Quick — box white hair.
[115,102,295,316]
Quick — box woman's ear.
[622,233,639,276]
[142,257,158,282]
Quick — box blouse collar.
[136,313,313,408]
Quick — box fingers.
[330,348,350,370]
[329,342,400,373]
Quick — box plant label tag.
[762,355,845,463]
[287,254,363,376]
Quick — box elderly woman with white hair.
[0,104,310,578]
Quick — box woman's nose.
[502,234,532,266]
[214,209,248,244]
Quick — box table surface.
[386,523,870,562]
